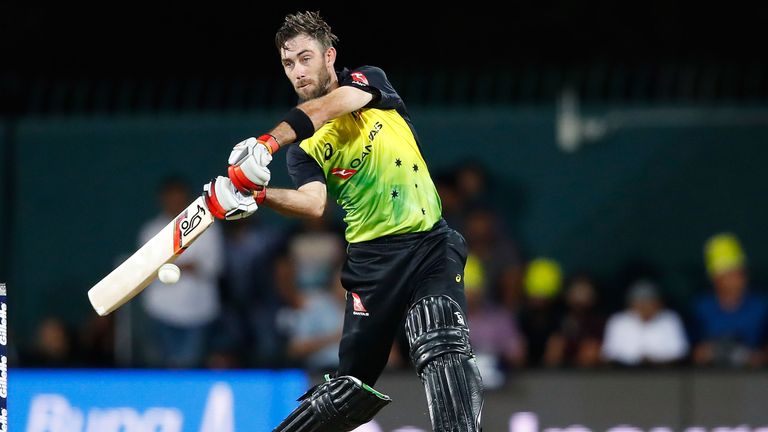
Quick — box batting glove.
[203,176,258,220]
[227,134,278,192]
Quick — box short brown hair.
[275,11,339,51]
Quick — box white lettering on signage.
[199,383,234,432]
[24,382,239,432]
[511,413,768,432]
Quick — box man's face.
[465,210,495,246]
[714,267,748,303]
[160,185,189,216]
[280,34,334,102]
[631,299,660,321]
[566,279,596,311]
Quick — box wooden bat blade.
[88,196,215,316]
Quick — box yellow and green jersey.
[286,66,442,243]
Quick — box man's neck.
[719,292,745,311]
[328,69,339,92]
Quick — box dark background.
[3,2,764,70]
[2,2,768,114]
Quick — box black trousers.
[337,219,469,385]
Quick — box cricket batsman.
[202,11,484,431]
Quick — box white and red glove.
[227,134,278,193]
[203,176,258,220]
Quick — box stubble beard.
[297,67,333,103]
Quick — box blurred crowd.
[19,166,768,380]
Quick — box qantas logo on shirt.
[351,292,369,316]
[350,72,368,86]
[331,168,358,179]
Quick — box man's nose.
[294,64,307,80]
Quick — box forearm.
[267,87,373,148]
[263,187,324,219]
[269,122,298,150]
[266,101,324,146]
[296,91,359,130]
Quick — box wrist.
[257,134,280,154]
[254,186,267,204]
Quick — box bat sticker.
[181,205,206,237]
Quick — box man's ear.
[326,47,337,66]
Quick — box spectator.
[463,206,523,305]
[519,258,564,366]
[602,280,688,366]
[464,254,526,371]
[24,317,75,367]
[139,177,224,368]
[220,217,286,367]
[455,162,492,209]
[277,268,344,372]
[692,233,767,367]
[265,214,344,371]
[434,173,464,232]
[288,216,344,293]
[545,274,604,368]
[79,314,115,367]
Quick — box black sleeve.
[340,65,402,110]
[286,145,326,188]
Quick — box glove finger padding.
[228,165,260,193]
[227,138,256,165]
[203,180,227,219]
[228,138,272,191]
[228,161,270,192]
[242,156,271,184]
[203,176,258,221]
[228,137,273,167]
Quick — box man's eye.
[302,57,311,63]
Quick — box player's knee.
[405,295,472,372]
[273,375,391,432]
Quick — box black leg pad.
[406,295,484,431]
[273,375,391,432]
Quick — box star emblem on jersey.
[351,292,369,316]
[412,164,419,172]
[395,159,402,167]
[331,168,358,180]
[391,189,399,199]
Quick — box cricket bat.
[88,195,215,316]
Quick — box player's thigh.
[337,244,413,384]
[412,229,469,312]
[337,290,407,385]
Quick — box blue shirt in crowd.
[693,291,768,348]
